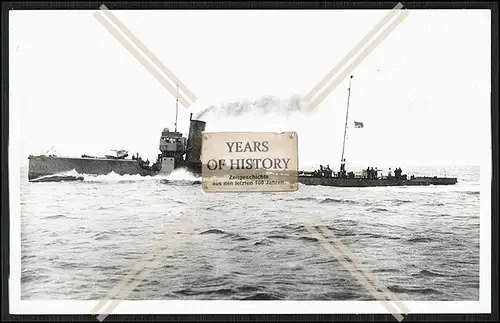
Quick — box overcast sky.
[10,9,491,169]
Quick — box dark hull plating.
[298,175,458,187]
[28,155,154,181]
[28,155,204,181]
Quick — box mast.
[340,75,353,168]
[174,84,179,132]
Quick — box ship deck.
[298,175,458,187]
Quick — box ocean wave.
[235,285,265,293]
[43,214,72,220]
[241,292,285,300]
[93,264,121,272]
[359,232,400,240]
[267,234,289,240]
[223,233,249,241]
[392,199,413,205]
[425,202,446,207]
[319,197,359,205]
[372,268,400,273]
[460,191,480,196]
[295,197,319,202]
[407,237,434,243]
[173,287,236,297]
[199,229,248,242]
[298,236,318,242]
[200,228,226,235]
[254,239,275,246]
[288,196,367,205]
[91,232,112,241]
[368,207,390,213]
[280,224,307,233]
[411,269,449,278]
[281,223,357,238]
[387,285,445,295]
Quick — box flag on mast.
[354,121,364,128]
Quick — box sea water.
[19,165,480,301]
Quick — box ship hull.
[28,155,154,181]
[298,175,457,187]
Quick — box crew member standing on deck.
[326,165,332,177]
[340,161,346,178]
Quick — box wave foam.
[45,168,200,183]
[164,168,200,182]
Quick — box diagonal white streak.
[98,5,198,105]
[91,220,194,321]
[316,224,410,316]
[304,221,407,322]
[93,11,193,109]
[303,2,404,103]
[306,6,409,111]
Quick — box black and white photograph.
[8,3,492,319]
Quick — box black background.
[2,1,498,322]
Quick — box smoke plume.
[194,94,315,120]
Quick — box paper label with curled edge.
[201,132,299,193]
